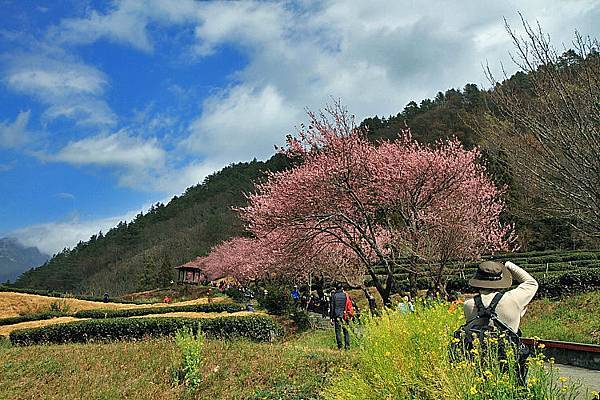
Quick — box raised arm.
[505,261,538,309]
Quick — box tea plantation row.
[9,314,283,346]
[0,302,246,327]
[366,249,600,296]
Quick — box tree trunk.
[432,260,451,299]
[314,274,325,299]
[366,265,390,306]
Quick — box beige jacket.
[463,261,538,333]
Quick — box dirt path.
[0,292,224,318]
[131,311,257,319]
[0,317,87,336]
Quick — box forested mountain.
[0,238,49,284]
[14,53,595,295]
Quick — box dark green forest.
[14,52,597,295]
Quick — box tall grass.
[521,291,600,344]
[323,302,592,400]
[174,327,204,388]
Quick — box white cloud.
[51,0,202,52]
[0,162,15,172]
[3,51,116,127]
[7,63,106,96]
[50,130,165,169]
[179,0,600,162]
[150,160,225,194]
[11,209,142,255]
[40,0,600,167]
[36,129,171,191]
[185,84,299,161]
[0,111,33,149]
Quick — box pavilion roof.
[174,257,204,270]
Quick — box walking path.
[556,364,600,399]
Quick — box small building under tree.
[175,258,207,284]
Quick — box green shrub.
[9,315,283,346]
[73,302,245,319]
[323,305,589,400]
[174,327,204,388]
[0,311,67,326]
[257,284,294,316]
[49,299,72,313]
[224,287,247,302]
[528,255,563,264]
[290,310,311,332]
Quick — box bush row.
[73,302,246,319]
[536,270,600,298]
[10,315,284,346]
[366,269,600,296]
[0,311,67,327]
[367,250,600,275]
[0,285,144,304]
[445,269,600,297]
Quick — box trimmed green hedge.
[73,302,246,319]
[10,315,283,346]
[537,270,600,298]
[0,311,68,327]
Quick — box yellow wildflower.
[559,377,568,383]
[527,377,537,386]
[469,385,478,395]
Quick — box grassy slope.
[520,291,600,344]
[0,291,223,319]
[0,330,350,400]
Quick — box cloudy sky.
[1,0,599,255]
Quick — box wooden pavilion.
[175,257,206,284]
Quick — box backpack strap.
[474,292,504,317]
[474,294,485,313]
[488,292,504,313]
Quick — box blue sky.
[1,0,599,255]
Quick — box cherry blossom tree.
[241,104,516,304]
[200,237,268,283]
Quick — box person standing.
[463,260,538,383]
[363,288,378,315]
[291,285,300,305]
[330,283,351,350]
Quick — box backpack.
[343,293,355,321]
[450,292,528,363]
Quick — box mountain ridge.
[0,237,49,284]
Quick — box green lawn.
[521,291,600,344]
[0,329,351,400]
